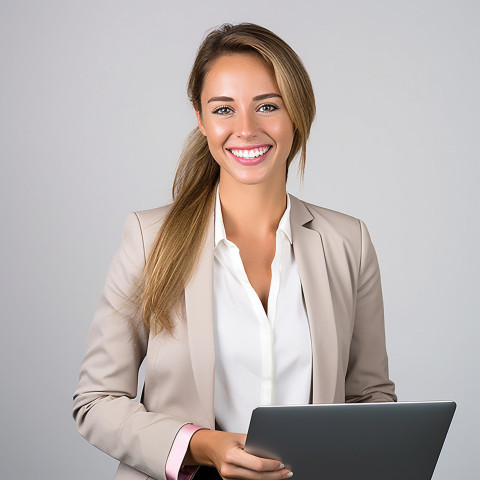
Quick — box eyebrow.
[207,93,282,103]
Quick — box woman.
[73,23,396,480]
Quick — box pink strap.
[165,424,206,480]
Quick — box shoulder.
[119,204,173,262]
[290,195,377,269]
[134,204,173,231]
[290,194,363,241]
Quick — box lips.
[226,145,272,166]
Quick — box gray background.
[1,0,478,478]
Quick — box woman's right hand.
[186,429,293,479]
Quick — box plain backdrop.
[1,1,479,478]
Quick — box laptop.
[245,401,456,480]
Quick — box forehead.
[201,53,279,99]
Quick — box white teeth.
[230,146,270,159]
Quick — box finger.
[219,463,292,480]
[227,448,287,473]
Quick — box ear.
[195,109,207,137]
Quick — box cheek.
[270,120,294,147]
[203,120,230,149]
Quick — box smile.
[228,145,272,159]
[226,145,272,166]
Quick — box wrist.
[187,429,221,467]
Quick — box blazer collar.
[185,195,339,427]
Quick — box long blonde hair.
[140,23,316,334]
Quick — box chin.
[226,168,272,186]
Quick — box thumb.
[237,433,247,448]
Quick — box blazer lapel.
[184,209,216,428]
[289,195,339,404]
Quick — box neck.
[218,175,287,239]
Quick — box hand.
[187,429,293,479]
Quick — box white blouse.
[213,190,312,434]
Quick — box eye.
[257,103,279,113]
[212,105,234,115]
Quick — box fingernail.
[286,472,293,478]
[278,463,285,470]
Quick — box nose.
[235,110,258,140]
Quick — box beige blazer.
[73,195,396,480]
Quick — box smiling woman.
[73,23,396,480]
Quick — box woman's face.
[196,53,294,188]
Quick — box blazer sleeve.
[73,213,188,480]
[344,220,397,403]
